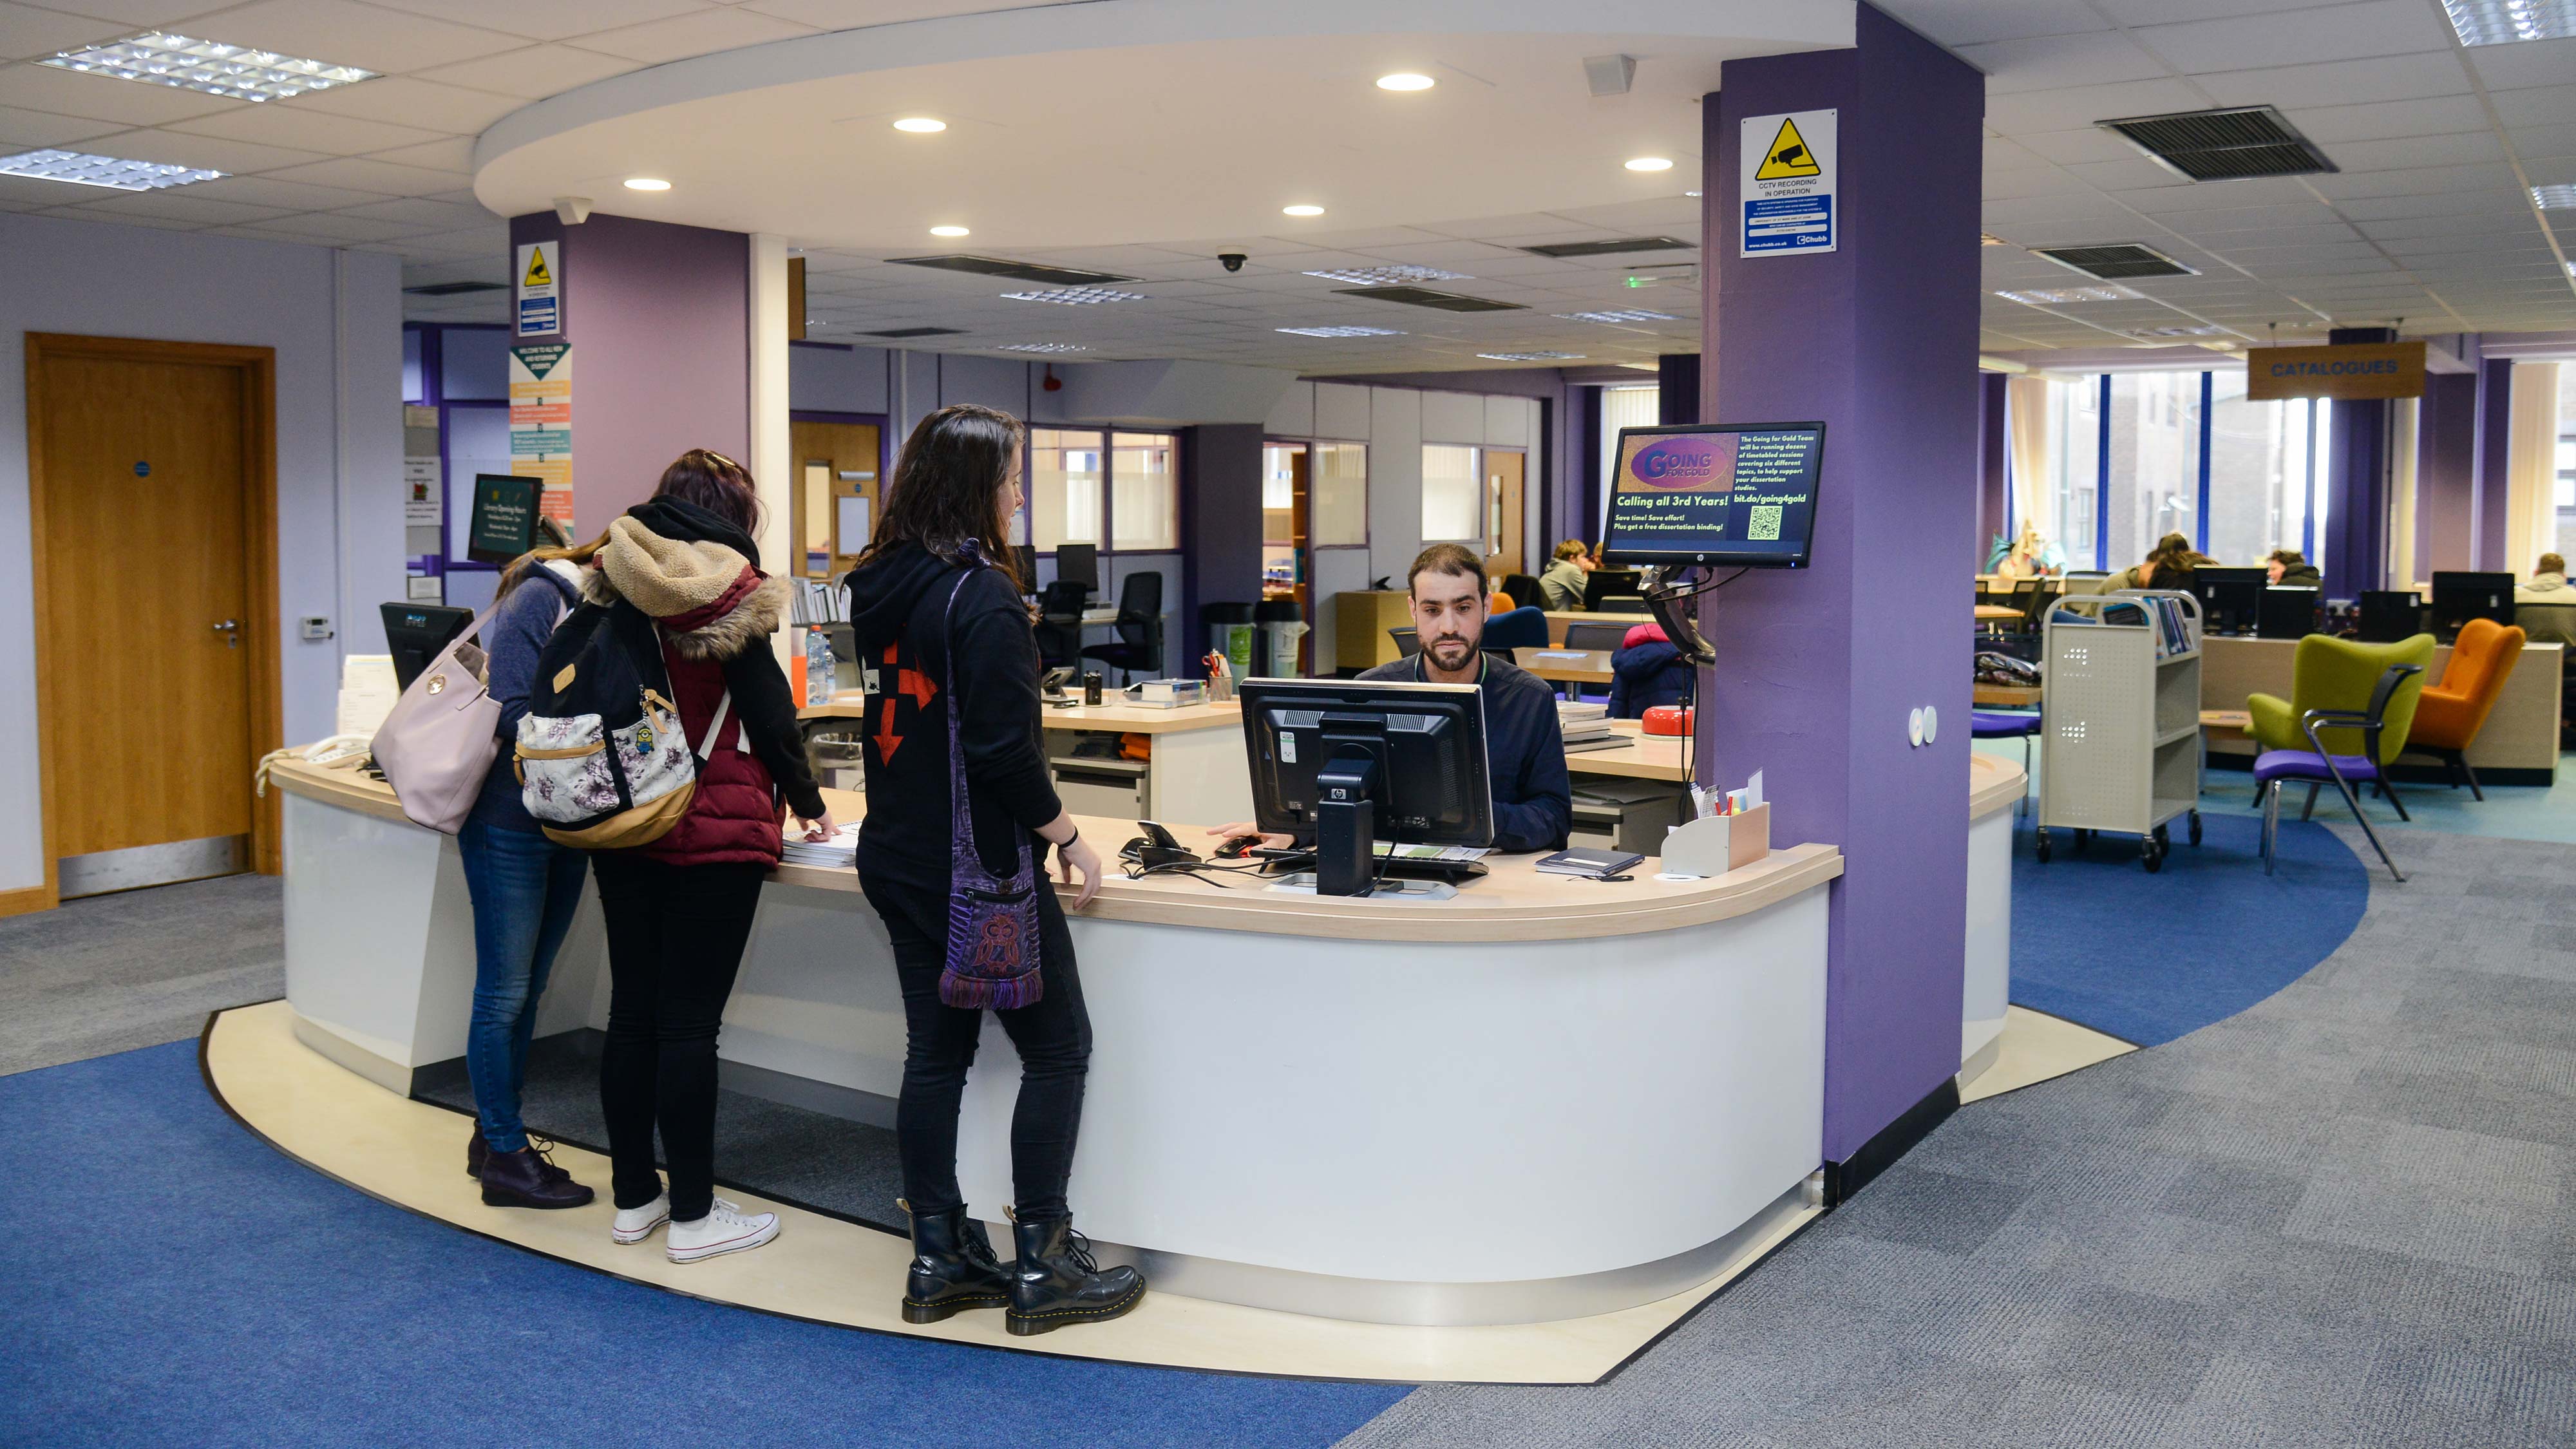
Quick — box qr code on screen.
[1747,505,1783,541]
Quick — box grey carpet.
[0,874,281,1077]
[1336,825,2576,1448]
[412,1036,911,1235]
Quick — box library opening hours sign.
[1739,109,1837,258]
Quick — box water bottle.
[804,626,835,706]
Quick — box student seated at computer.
[1539,540,1589,611]
[2103,532,2210,592]
[1212,543,1571,853]
[2519,553,2570,602]
[2517,553,2576,650]
[2266,548,2320,587]
[1607,621,1689,719]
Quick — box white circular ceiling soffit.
[472,0,1851,252]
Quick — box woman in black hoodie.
[845,404,1142,1336]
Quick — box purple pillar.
[507,212,751,533]
[1978,372,2008,564]
[2417,372,2479,576]
[1657,354,1701,425]
[1182,424,1264,663]
[1701,3,1982,1179]
[2475,357,2513,571]
[2322,327,2393,591]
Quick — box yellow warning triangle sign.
[1756,117,1821,180]
[523,249,553,287]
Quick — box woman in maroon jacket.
[581,451,833,1265]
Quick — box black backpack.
[515,599,721,848]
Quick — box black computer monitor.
[381,602,474,690]
[1053,542,1099,596]
[1582,569,1645,612]
[2357,591,2421,643]
[1238,677,1493,897]
[2430,571,2515,641]
[1599,421,1824,569]
[465,473,545,564]
[2191,567,2268,636]
[2257,586,2320,639]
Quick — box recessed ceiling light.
[1000,287,1146,305]
[1302,265,1468,285]
[1376,72,1435,91]
[1993,285,2134,305]
[1683,190,1703,198]
[2441,0,2576,44]
[998,343,1090,353]
[623,177,670,191]
[893,117,946,133]
[1282,204,1325,217]
[929,225,970,237]
[1276,325,1405,338]
[2532,184,2576,209]
[1624,156,1674,173]
[0,147,223,191]
[1558,308,1678,324]
[1478,351,1584,361]
[43,31,377,103]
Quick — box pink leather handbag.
[371,605,506,834]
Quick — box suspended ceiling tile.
[37,186,289,224]
[2460,35,2576,93]
[567,6,813,64]
[173,103,453,152]
[336,194,491,229]
[189,0,526,75]
[2128,1,2454,76]
[2195,52,2474,110]
[0,57,245,123]
[0,3,126,62]
[1871,0,2110,48]
[1984,78,2210,135]
[44,202,202,229]
[79,125,329,173]
[2332,191,2534,220]
[236,209,431,240]
[366,138,475,175]
[2490,85,2576,131]
[290,76,529,133]
[1957,30,2168,95]
[2007,126,2154,167]
[32,1,247,24]
[2280,94,2494,144]
[416,44,641,99]
[375,0,712,44]
[262,155,472,194]
[2109,178,2323,213]
[2309,162,2517,200]
[0,100,122,147]
[2316,132,2506,174]
[188,172,390,210]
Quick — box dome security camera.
[1218,252,1247,272]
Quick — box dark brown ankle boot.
[479,1142,593,1209]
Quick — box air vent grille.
[885,254,1135,286]
[1335,285,1524,313]
[863,325,966,339]
[404,280,506,296]
[2033,243,2199,281]
[1519,236,1694,260]
[2097,105,2336,182]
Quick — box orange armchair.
[2408,618,2524,799]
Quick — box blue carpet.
[0,1039,1411,1449]
[2007,808,2369,1046]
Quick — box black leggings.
[592,854,768,1223]
[862,875,1092,1222]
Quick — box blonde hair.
[1553,539,1587,563]
[2541,553,2566,576]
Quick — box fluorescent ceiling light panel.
[1001,287,1146,305]
[1282,204,1325,217]
[1377,73,1435,91]
[1993,286,2134,305]
[1558,308,1677,323]
[2532,184,2576,209]
[1302,265,1470,285]
[1478,351,1584,361]
[43,32,377,103]
[0,147,222,191]
[1276,325,1404,337]
[2441,0,2576,44]
[997,343,1089,352]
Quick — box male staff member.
[1213,543,1571,853]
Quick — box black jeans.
[592,854,768,1223]
[861,875,1092,1222]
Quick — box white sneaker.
[666,1198,779,1264]
[612,1194,670,1245]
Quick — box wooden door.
[1486,450,1526,580]
[31,337,278,898]
[790,418,882,581]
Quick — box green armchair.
[2248,632,2436,764]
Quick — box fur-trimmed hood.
[583,498,786,662]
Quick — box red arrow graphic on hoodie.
[873,642,939,761]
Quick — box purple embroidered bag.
[936,550,1045,1009]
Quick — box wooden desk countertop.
[265,756,1841,945]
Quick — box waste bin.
[1253,598,1309,677]
[1200,602,1256,677]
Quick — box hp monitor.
[381,603,474,690]
[2191,567,2268,636]
[2257,586,2320,639]
[1582,568,1645,612]
[464,473,545,564]
[1053,542,1100,596]
[2429,571,2515,642]
[1238,677,1493,897]
[1600,421,1824,569]
[2357,591,2422,644]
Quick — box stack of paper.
[337,654,399,737]
[780,823,860,869]
[1557,700,1621,753]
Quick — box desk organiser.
[1658,802,1768,878]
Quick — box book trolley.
[2034,589,2204,873]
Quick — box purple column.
[1978,372,2008,563]
[2417,372,2478,576]
[2475,357,2513,571]
[508,213,751,533]
[1701,3,1982,1175]
[1182,424,1264,662]
[1658,354,1701,425]
[2322,327,2393,591]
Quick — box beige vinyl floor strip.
[1959,1005,2137,1105]
[206,999,1817,1385]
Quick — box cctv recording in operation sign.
[1739,109,1836,258]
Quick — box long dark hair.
[655,448,760,535]
[860,404,1026,590]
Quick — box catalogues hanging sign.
[2244,341,2426,401]
[508,343,575,532]
[515,240,560,337]
[1739,109,1837,258]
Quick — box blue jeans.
[458,819,590,1154]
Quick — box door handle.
[213,618,240,649]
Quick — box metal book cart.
[2034,589,2204,873]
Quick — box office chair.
[1563,622,1631,652]
[1080,571,1164,683]
[1499,573,1543,612]
[1481,606,1549,652]
[1390,626,1421,658]
[1034,580,1087,670]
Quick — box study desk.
[265,755,1841,1328]
[2197,636,2562,784]
[1540,609,1651,647]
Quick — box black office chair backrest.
[1113,571,1161,650]
[1391,626,1421,658]
[1500,573,1542,611]
[1564,622,1629,651]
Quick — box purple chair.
[1973,710,2041,815]
[2253,662,2421,882]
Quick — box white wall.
[0,213,404,893]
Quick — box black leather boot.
[898,1199,1012,1324]
[1006,1214,1144,1336]
[470,1127,576,1187]
[479,1142,594,1209]
[467,1125,486,1178]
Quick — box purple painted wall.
[2476,357,2513,571]
[2418,372,2479,576]
[1978,372,2008,562]
[509,212,751,536]
[1182,423,1264,661]
[1658,354,1701,425]
[2322,327,2393,591]
[1703,4,1982,1164]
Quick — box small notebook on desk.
[1535,846,1644,878]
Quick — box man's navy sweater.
[1354,650,1571,853]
